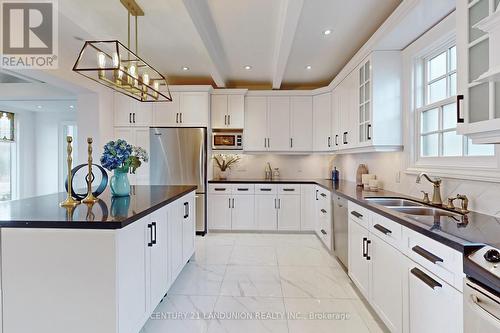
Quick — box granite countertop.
[209,178,500,252]
[0,185,197,229]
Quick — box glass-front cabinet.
[358,60,372,146]
[457,0,500,143]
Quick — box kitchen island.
[0,185,197,333]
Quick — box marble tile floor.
[141,232,388,333]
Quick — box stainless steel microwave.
[212,129,243,150]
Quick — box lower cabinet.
[231,195,256,230]
[208,194,232,230]
[255,194,278,230]
[181,193,196,264]
[277,194,301,230]
[406,261,462,333]
[149,207,170,310]
[347,200,463,333]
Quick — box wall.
[212,153,335,180]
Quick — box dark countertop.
[209,178,500,252]
[0,185,197,229]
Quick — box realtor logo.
[1,0,58,68]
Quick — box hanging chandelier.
[72,0,172,102]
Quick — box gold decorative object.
[82,138,99,204]
[72,0,171,102]
[60,136,80,208]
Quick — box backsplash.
[211,153,335,180]
[334,152,500,217]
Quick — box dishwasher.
[333,194,348,269]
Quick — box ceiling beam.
[182,0,228,87]
[272,0,304,89]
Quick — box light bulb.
[112,52,120,67]
[129,65,136,77]
[128,65,137,87]
[97,52,106,68]
[153,81,160,100]
[142,73,149,85]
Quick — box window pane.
[365,83,370,102]
[469,0,488,43]
[467,138,495,156]
[359,67,364,84]
[429,51,447,81]
[0,143,11,201]
[428,77,447,103]
[469,39,489,81]
[450,73,457,96]
[421,134,439,157]
[443,131,463,156]
[359,105,364,122]
[469,82,489,123]
[359,85,364,104]
[443,103,457,129]
[449,46,456,71]
[421,108,439,133]
[365,61,370,81]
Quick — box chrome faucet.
[265,162,273,180]
[416,173,442,206]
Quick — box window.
[417,44,494,158]
[0,112,15,201]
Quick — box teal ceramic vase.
[110,168,130,197]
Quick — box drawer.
[404,228,463,291]
[370,213,403,250]
[348,201,369,228]
[233,184,255,194]
[255,184,277,194]
[278,184,301,194]
[209,184,232,194]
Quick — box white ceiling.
[0,100,77,113]
[59,0,402,89]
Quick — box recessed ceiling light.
[69,105,74,109]
[37,105,42,109]
[323,29,332,35]
[244,65,252,70]
[182,66,189,71]
[305,65,312,70]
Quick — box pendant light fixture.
[72,0,172,102]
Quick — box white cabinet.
[457,0,500,143]
[369,233,403,333]
[168,200,185,283]
[231,195,256,230]
[268,96,291,151]
[300,185,315,231]
[153,91,209,127]
[113,127,150,185]
[208,194,232,230]
[290,96,313,151]
[244,96,268,151]
[313,92,332,151]
[338,70,358,150]
[255,193,278,230]
[406,261,463,333]
[331,89,341,150]
[149,207,169,309]
[277,193,301,231]
[211,92,245,128]
[348,216,370,297]
[181,192,196,264]
[114,93,152,127]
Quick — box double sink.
[365,197,463,218]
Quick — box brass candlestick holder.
[60,136,80,207]
[82,137,99,204]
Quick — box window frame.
[405,31,500,182]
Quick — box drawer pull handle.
[260,188,272,191]
[351,211,363,218]
[410,267,442,290]
[412,245,444,264]
[321,209,327,213]
[237,188,249,191]
[362,237,367,257]
[373,224,392,235]
[320,193,327,197]
[321,229,327,235]
[283,188,295,192]
[214,188,226,191]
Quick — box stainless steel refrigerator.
[149,127,207,235]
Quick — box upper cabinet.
[211,90,247,129]
[114,93,152,127]
[312,92,332,151]
[244,94,313,152]
[457,0,500,143]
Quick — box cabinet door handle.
[351,211,363,218]
[183,202,189,219]
[343,132,348,144]
[412,245,444,264]
[267,138,270,148]
[457,95,464,123]
[129,113,132,124]
[362,237,367,257]
[320,193,327,197]
[224,115,227,125]
[133,113,136,123]
[260,188,272,192]
[264,138,267,148]
[321,229,327,235]
[410,267,442,290]
[283,188,295,192]
[290,138,293,148]
[274,198,277,209]
[321,209,327,214]
[315,190,319,200]
[151,222,157,245]
[278,198,281,209]
[367,124,372,140]
[176,113,179,123]
[232,198,235,208]
[147,223,153,247]
[180,113,183,123]
[237,188,249,191]
[373,223,391,235]
[366,239,371,260]
[335,135,339,146]
[214,188,226,191]
[328,136,331,148]
[228,114,231,125]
